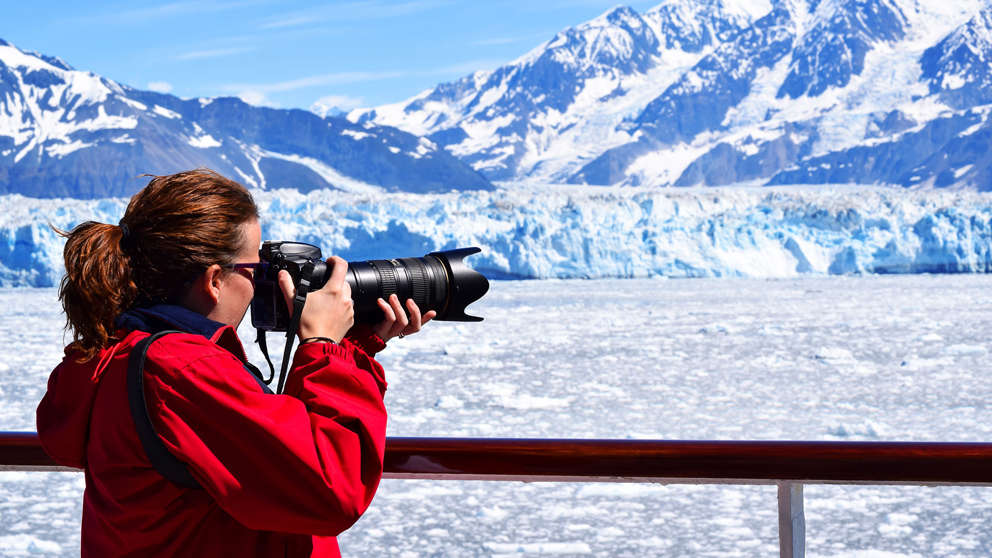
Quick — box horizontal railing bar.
[4,432,992,484]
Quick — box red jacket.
[36,305,388,557]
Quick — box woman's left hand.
[373,294,436,342]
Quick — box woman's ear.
[183,264,225,314]
[201,264,225,304]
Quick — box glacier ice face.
[2,185,991,287]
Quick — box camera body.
[251,241,489,332]
[250,241,326,332]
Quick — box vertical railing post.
[778,482,805,558]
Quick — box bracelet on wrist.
[301,336,337,345]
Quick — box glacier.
[2,185,991,287]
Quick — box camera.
[250,241,490,331]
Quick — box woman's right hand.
[278,256,354,343]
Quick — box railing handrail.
[4,431,992,485]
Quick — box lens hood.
[427,247,489,322]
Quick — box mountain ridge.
[0,40,492,199]
[353,0,992,190]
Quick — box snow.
[152,105,181,119]
[347,0,992,188]
[351,1,729,183]
[2,81,139,163]
[959,117,986,136]
[187,133,221,148]
[341,128,371,141]
[0,42,114,109]
[45,139,93,158]
[256,148,383,194]
[411,138,435,159]
[954,164,974,178]
[119,97,147,112]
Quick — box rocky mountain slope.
[0,40,491,198]
[353,0,992,190]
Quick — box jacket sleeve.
[143,335,387,536]
[36,355,95,469]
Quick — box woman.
[36,169,432,557]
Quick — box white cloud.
[222,70,406,95]
[176,46,254,61]
[147,81,173,94]
[311,95,366,117]
[237,90,278,107]
[260,0,452,29]
[221,59,502,99]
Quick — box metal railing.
[4,432,992,557]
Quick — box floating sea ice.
[849,364,877,376]
[697,323,733,334]
[826,421,887,439]
[0,534,62,556]
[433,395,464,409]
[899,357,954,371]
[480,506,509,521]
[818,550,925,557]
[750,354,792,369]
[484,542,592,555]
[813,347,856,362]
[594,526,624,540]
[497,393,572,410]
[944,344,987,356]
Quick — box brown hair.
[58,168,259,360]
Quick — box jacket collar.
[117,304,224,338]
[116,304,249,363]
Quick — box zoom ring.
[371,261,397,298]
[399,258,429,308]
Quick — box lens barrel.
[341,248,488,324]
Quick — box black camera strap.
[254,330,275,384]
[127,330,202,489]
[272,260,316,395]
[129,330,274,489]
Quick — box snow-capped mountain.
[352,0,992,190]
[352,1,764,182]
[0,39,491,199]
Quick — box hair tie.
[119,223,133,250]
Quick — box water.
[1,275,991,556]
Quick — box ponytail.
[58,221,138,360]
[57,168,259,361]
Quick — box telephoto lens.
[346,247,489,324]
[251,241,489,331]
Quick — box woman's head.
[60,168,260,359]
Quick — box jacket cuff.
[293,338,353,362]
[344,323,386,357]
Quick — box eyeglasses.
[224,262,268,279]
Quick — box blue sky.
[5,0,659,113]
